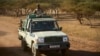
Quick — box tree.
[61,0,100,25]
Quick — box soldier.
[33,4,44,16]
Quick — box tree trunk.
[0,8,6,15]
[14,9,20,17]
[86,16,92,27]
[25,8,30,15]
[76,13,83,24]
[19,9,23,16]
[55,8,59,18]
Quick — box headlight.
[63,37,68,42]
[37,38,44,43]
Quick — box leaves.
[0,0,100,16]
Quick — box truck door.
[25,20,34,47]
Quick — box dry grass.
[58,19,100,52]
[58,19,100,42]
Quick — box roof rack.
[28,13,52,19]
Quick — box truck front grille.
[44,36,63,43]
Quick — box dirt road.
[0,16,100,56]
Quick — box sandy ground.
[0,16,100,56]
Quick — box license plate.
[50,45,60,48]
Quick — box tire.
[21,39,28,51]
[31,43,40,56]
[60,49,69,56]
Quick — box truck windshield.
[30,21,59,31]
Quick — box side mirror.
[21,28,24,31]
[18,36,23,40]
[59,27,62,30]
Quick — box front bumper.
[36,42,70,50]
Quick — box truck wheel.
[60,49,69,56]
[21,40,28,51]
[31,44,40,56]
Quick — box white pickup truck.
[18,14,70,56]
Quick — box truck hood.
[32,31,66,37]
